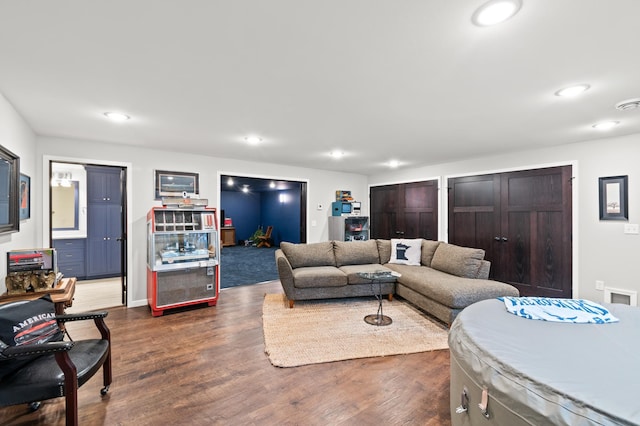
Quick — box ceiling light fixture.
[330,151,345,159]
[389,160,400,168]
[103,112,130,122]
[242,185,250,193]
[555,84,590,98]
[269,181,276,188]
[615,98,640,111]
[592,121,620,131]
[472,0,522,27]
[227,177,234,186]
[245,136,262,145]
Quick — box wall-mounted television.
[7,248,57,274]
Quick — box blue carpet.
[220,245,279,288]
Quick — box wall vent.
[604,287,637,306]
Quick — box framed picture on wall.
[155,170,199,199]
[599,175,628,221]
[19,173,30,220]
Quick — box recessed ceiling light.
[269,181,276,188]
[555,84,590,98]
[615,98,640,111]
[389,160,400,168]
[227,177,234,186]
[592,121,620,131]
[242,185,249,193]
[103,112,130,122]
[245,136,262,145]
[472,0,522,27]
[330,151,345,159]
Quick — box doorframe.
[444,160,578,298]
[42,155,133,308]
[217,171,309,243]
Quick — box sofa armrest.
[477,260,491,280]
[275,249,296,298]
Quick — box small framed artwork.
[155,170,199,199]
[599,175,628,221]
[19,173,30,220]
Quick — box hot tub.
[449,298,640,425]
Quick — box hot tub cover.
[449,298,640,425]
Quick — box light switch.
[623,224,639,234]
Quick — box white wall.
[0,93,37,292]
[369,132,640,304]
[36,136,369,307]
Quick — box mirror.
[52,181,80,230]
[0,144,20,234]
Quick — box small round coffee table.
[358,271,398,326]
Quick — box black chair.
[0,301,112,426]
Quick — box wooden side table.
[0,277,77,315]
[221,227,236,246]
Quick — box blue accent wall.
[221,186,301,246]
[220,191,261,243]
[261,188,301,245]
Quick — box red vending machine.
[146,203,219,316]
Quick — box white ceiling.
[1,1,639,175]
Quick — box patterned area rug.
[263,294,449,367]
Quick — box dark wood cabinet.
[370,180,438,240]
[448,166,572,298]
[86,166,123,279]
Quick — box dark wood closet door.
[448,174,503,275]
[449,166,572,298]
[370,180,438,240]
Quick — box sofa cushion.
[376,239,391,264]
[292,266,347,288]
[338,264,397,285]
[421,240,441,267]
[430,243,485,278]
[389,239,422,266]
[281,241,336,269]
[386,264,518,309]
[334,240,380,267]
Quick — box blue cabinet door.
[86,164,123,280]
[86,166,121,204]
[87,204,122,278]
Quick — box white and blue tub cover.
[501,297,619,323]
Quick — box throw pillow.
[388,239,422,266]
[0,294,63,379]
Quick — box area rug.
[262,294,449,367]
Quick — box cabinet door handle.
[494,236,501,241]
[501,237,508,242]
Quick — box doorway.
[219,174,307,288]
[49,161,127,310]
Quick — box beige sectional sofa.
[275,239,519,325]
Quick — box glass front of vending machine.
[147,207,219,316]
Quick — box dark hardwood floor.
[0,281,451,425]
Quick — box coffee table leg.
[364,281,392,326]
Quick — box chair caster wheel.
[28,401,42,412]
[100,386,110,396]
